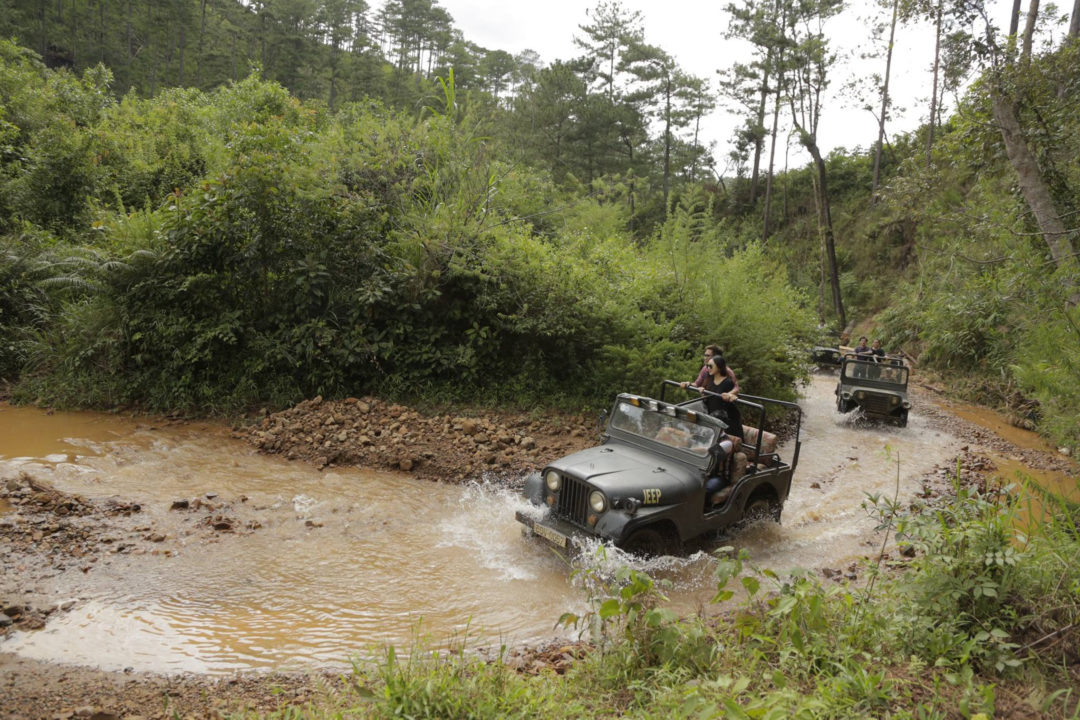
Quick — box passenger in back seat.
[704,436,736,506]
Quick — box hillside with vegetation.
[1,1,1079,715]
[1,0,1076,449]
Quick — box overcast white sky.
[435,0,1015,170]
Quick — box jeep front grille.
[860,395,896,415]
[554,476,591,525]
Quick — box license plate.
[532,522,568,548]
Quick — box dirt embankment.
[244,395,597,484]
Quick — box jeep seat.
[741,426,778,467]
[712,451,750,504]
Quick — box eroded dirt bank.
[245,394,596,483]
[1,383,1075,719]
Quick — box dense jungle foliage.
[1,0,1078,460]
[0,34,814,414]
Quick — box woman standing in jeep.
[702,356,743,441]
[681,344,740,393]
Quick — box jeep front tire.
[620,527,676,557]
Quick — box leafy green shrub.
[7,67,817,414]
[889,487,1027,673]
[85,87,215,217]
[880,465,1079,680]
[885,273,1012,373]
[1012,308,1080,452]
[0,43,116,237]
[0,238,52,381]
[641,195,816,400]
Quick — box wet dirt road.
[0,374,1071,675]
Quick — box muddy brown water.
[941,399,1080,528]
[0,375,1072,675]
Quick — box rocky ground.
[243,394,597,485]
[1,382,1076,719]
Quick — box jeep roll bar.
[739,393,803,473]
[658,379,803,473]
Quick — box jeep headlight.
[545,470,561,492]
[589,490,607,513]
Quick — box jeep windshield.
[841,359,908,386]
[607,396,719,456]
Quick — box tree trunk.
[690,113,702,182]
[98,0,105,64]
[991,91,1078,274]
[329,37,340,109]
[70,0,78,66]
[782,136,790,225]
[927,1,942,165]
[197,0,208,88]
[126,0,133,61]
[663,77,672,205]
[1070,0,1079,36]
[39,2,47,59]
[819,206,827,322]
[178,20,186,86]
[260,10,268,70]
[872,0,900,197]
[761,77,782,242]
[749,65,768,204]
[1022,0,1039,60]
[1009,0,1023,35]
[148,1,157,95]
[802,133,846,328]
[761,9,787,243]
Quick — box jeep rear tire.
[741,495,781,526]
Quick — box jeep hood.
[547,442,701,495]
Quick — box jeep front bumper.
[515,511,583,552]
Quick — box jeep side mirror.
[597,409,607,438]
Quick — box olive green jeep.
[515,381,802,556]
[810,346,843,367]
[834,352,911,427]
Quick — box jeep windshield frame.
[839,354,909,389]
[605,394,724,470]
